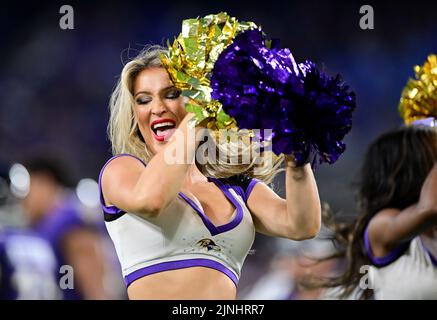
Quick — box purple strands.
[210,29,356,167]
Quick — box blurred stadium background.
[0,0,436,299]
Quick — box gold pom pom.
[399,54,437,124]
[161,12,257,129]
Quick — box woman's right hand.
[419,163,437,217]
[367,163,437,256]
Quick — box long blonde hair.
[108,45,284,184]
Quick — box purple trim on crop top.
[363,225,411,267]
[419,238,437,268]
[99,154,253,288]
[178,177,244,236]
[215,177,259,204]
[99,154,255,236]
[98,154,146,215]
[246,178,259,201]
[124,259,238,288]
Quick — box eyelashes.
[135,89,181,105]
[164,88,182,100]
[136,98,151,105]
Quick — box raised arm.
[368,163,437,257]
[101,113,200,217]
[247,157,321,240]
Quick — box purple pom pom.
[293,60,356,165]
[211,29,356,167]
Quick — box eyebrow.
[133,85,176,98]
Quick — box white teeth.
[152,122,175,130]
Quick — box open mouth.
[150,118,177,142]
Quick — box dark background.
[1,0,436,219]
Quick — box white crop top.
[98,154,259,288]
[321,227,437,300]
[364,227,437,299]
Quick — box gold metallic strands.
[161,12,258,129]
[399,54,437,124]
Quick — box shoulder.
[99,154,147,209]
[100,154,146,185]
[367,208,402,237]
[365,208,407,263]
[100,154,146,174]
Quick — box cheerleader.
[321,126,437,299]
[319,55,437,299]
[99,45,322,299]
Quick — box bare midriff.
[127,266,237,300]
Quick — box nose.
[151,99,167,117]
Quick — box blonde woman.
[99,45,322,300]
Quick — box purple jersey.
[33,193,101,300]
[0,227,61,299]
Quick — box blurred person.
[286,238,339,300]
[0,227,61,300]
[316,126,437,299]
[241,236,338,300]
[99,45,322,299]
[22,156,112,299]
[0,166,61,300]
